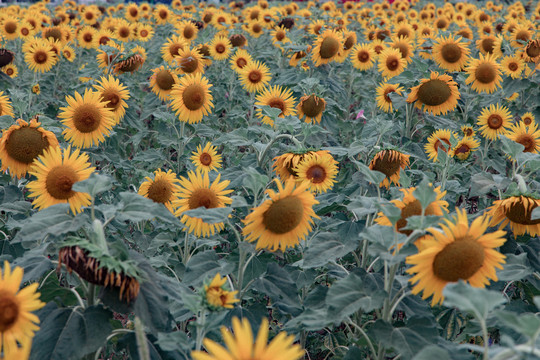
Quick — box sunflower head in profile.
[229,33,248,48]
[311,29,343,67]
[0,117,59,178]
[242,179,319,252]
[0,261,45,357]
[0,49,15,68]
[487,195,540,237]
[507,121,540,156]
[520,112,535,127]
[297,94,326,124]
[191,142,223,173]
[173,170,233,238]
[191,317,304,360]
[58,89,116,148]
[465,54,503,94]
[368,149,410,188]
[425,129,456,162]
[476,103,512,140]
[229,48,253,73]
[272,150,317,180]
[294,151,338,193]
[238,60,271,93]
[169,72,214,124]
[449,136,480,161]
[376,186,449,235]
[522,39,540,63]
[203,273,239,310]
[174,47,205,75]
[0,91,14,118]
[113,52,145,74]
[377,47,407,79]
[255,85,296,127]
[27,146,95,214]
[432,34,470,72]
[150,66,180,101]
[407,72,460,116]
[350,43,376,70]
[93,75,130,125]
[376,82,404,113]
[406,208,507,306]
[138,169,181,213]
[289,46,310,67]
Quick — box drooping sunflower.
[311,29,343,67]
[161,35,188,64]
[406,209,507,306]
[507,121,540,155]
[368,149,410,188]
[138,169,181,213]
[24,39,57,73]
[238,60,271,93]
[27,146,95,214]
[173,170,233,238]
[294,151,338,193]
[521,112,535,127]
[425,129,456,161]
[375,186,449,235]
[191,142,222,173]
[465,54,503,94]
[0,91,14,117]
[208,36,232,61]
[58,89,116,148]
[191,317,304,360]
[432,34,470,72]
[350,43,376,70]
[0,261,45,357]
[230,49,253,73]
[407,72,460,116]
[93,75,130,125]
[0,117,59,178]
[243,179,319,252]
[150,66,180,101]
[500,55,525,79]
[487,195,540,237]
[175,47,205,75]
[378,47,407,79]
[289,47,310,67]
[376,82,404,113]
[2,63,17,78]
[255,85,296,127]
[476,103,512,140]
[229,34,248,49]
[169,73,214,124]
[522,39,540,63]
[449,137,480,161]
[0,49,15,68]
[203,273,239,310]
[297,94,326,124]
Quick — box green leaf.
[253,263,302,316]
[242,167,269,198]
[413,180,437,210]
[256,105,282,122]
[354,160,387,185]
[0,200,31,214]
[499,135,525,160]
[495,310,540,339]
[443,282,505,320]
[496,253,532,281]
[183,250,233,287]
[301,232,359,269]
[117,192,181,226]
[182,207,232,224]
[412,345,451,360]
[72,173,113,197]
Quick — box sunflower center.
[301,95,324,117]
[441,43,462,63]
[313,25,322,35]
[344,36,355,50]
[417,79,451,106]
[119,28,130,38]
[306,165,327,184]
[432,237,485,282]
[230,34,246,47]
[394,43,409,59]
[156,69,175,90]
[508,62,518,71]
[252,24,262,33]
[184,27,194,39]
[45,166,78,200]
[504,201,540,225]
[140,30,148,37]
[85,12,94,20]
[373,45,384,54]
[475,63,496,84]
[455,144,470,155]
[34,51,48,64]
[523,117,532,126]
[262,195,304,234]
[182,84,205,111]
[516,30,530,42]
[371,151,402,178]
[215,44,226,54]
[515,135,535,153]
[147,179,172,204]
[83,33,93,43]
[386,57,399,71]
[268,98,285,116]
[101,91,120,110]
[481,38,495,53]
[236,58,247,68]
[0,292,19,332]
[169,43,183,57]
[526,42,540,58]
[180,56,198,73]
[44,28,62,41]
[6,68,14,76]
[5,127,50,164]
[0,49,14,67]
[434,138,451,153]
[73,104,102,133]
[5,22,17,34]
[436,19,447,29]
[383,88,395,102]
[159,10,168,19]
[396,199,422,235]
[248,70,262,83]
[199,153,213,166]
[320,37,340,59]
[203,14,213,23]
[276,31,285,41]
[21,28,30,36]
[357,50,370,63]
[487,114,503,129]
[188,188,219,209]
[129,8,138,17]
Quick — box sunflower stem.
[195,309,207,351]
[87,283,96,307]
[182,231,191,265]
[439,153,451,192]
[480,318,489,360]
[135,316,150,360]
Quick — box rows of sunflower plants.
[0,0,539,358]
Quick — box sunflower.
[204,273,239,310]
[161,35,188,64]
[95,30,114,47]
[230,49,252,73]
[136,24,154,42]
[58,89,116,148]
[507,121,540,155]
[476,103,512,140]
[1,19,19,41]
[510,25,533,48]
[78,26,97,49]
[0,118,59,178]
[27,146,95,214]
[297,94,326,124]
[0,262,45,357]
[169,73,214,124]
[32,84,40,95]
[461,125,476,138]
[376,82,404,113]
[138,169,181,213]
[406,209,506,306]
[0,91,14,118]
[449,137,480,161]
[378,48,407,79]
[176,21,198,43]
[390,36,414,64]
[238,60,271,93]
[245,21,265,38]
[521,112,535,126]
[24,39,57,73]
[289,47,310,67]
[271,26,290,47]
[175,47,205,75]
[350,43,376,70]
[0,49,14,68]
[191,142,222,173]
[368,149,410,188]
[500,55,525,79]
[18,21,35,39]
[311,29,343,67]
[375,186,449,235]
[61,45,75,62]
[476,35,503,58]
[407,72,460,116]
[522,39,540,63]
[173,170,233,238]
[294,151,338,193]
[207,36,232,61]
[124,3,140,22]
[272,151,319,180]
[425,129,456,161]
[150,66,180,101]
[92,75,130,124]
[487,195,540,237]
[432,35,470,72]
[243,179,318,252]
[115,20,135,42]
[229,34,248,48]
[1,63,17,78]
[191,317,304,360]
[255,85,296,127]
[455,27,473,40]
[154,5,171,24]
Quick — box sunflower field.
[0,0,539,359]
